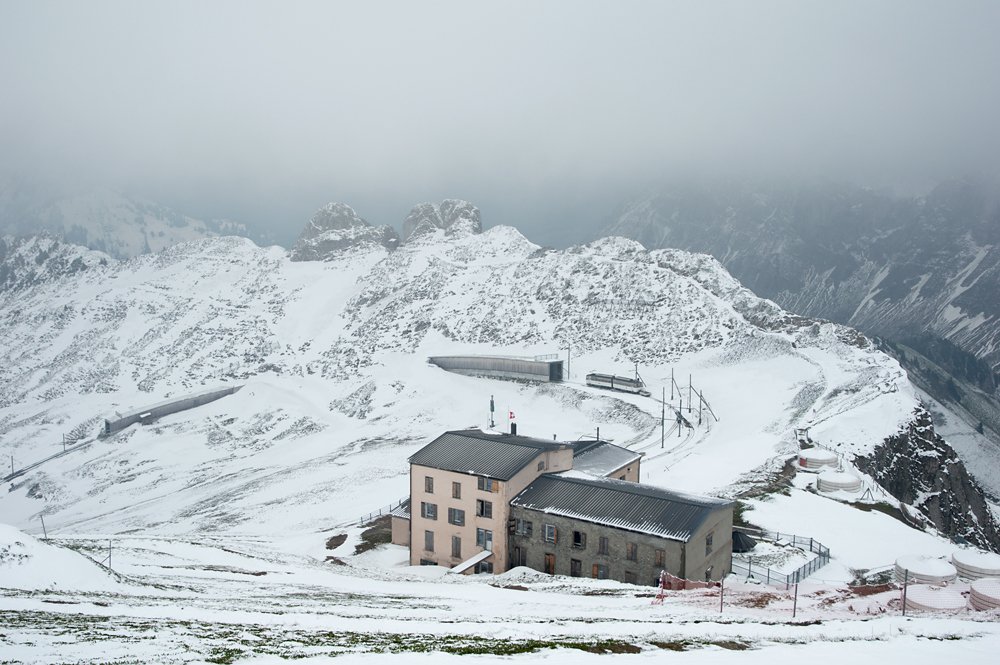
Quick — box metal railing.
[732,528,831,589]
[356,496,408,526]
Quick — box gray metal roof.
[511,475,731,542]
[570,440,643,477]
[409,430,569,480]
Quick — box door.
[544,553,555,575]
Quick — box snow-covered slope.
[0,222,996,553]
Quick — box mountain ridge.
[0,218,997,550]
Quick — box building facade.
[509,475,732,583]
[406,430,574,571]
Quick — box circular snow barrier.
[970,578,1000,611]
[904,584,967,613]
[894,555,958,585]
[817,471,862,493]
[798,448,837,470]
[952,550,1000,580]
[906,584,968,612]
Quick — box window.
[626,542,638,562]
[592,563,608,579]
[572,530,587,549]
[514,519,533,537]
[570,559,582,577]
[475,561,494,574]
[448,507,465,526]
[537,460,545,471]
[544,553,555,575]
[543,524,558,543]
[476,528,493,551]
[624,571,636,584]
[598,536,609,555]
[477,476,498,492]
[424,530,434,552]
[476,499,493,519]
[452,481,461,499]
[704,566,713,582]
[705,532,714,556]
[425,476,434,494]
[419,558,436,566]
[420,502,437,520]
[655,549,665,568]
[451,535,462,559]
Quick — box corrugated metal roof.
[511,475,731,542]
[409,430,568,480]
[571,441,643,477]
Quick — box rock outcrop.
[402,200,481,241]
[855,406,1000,552]
[290,203,399,261]
[0,234,109,294]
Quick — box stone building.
[509,475,732,583]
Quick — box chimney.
[510,422,517,436]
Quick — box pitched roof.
[409,430,568,480]
[511,474,731,542]
[570,440,643,477]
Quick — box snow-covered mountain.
[604,179,1000,453]
[0,180,246,259]
[1,203,998,555]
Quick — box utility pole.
[564,343,571,381]
[661,387,665,449]
[670,368,674,400]
[688,374,693,413]
[698,390,703,426]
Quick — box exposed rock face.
[290,203,399,261]
[402,200,481,241]
[855,406,1000,552]
[0,234,109,294]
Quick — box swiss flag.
[509,410,516,420]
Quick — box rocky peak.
[402,199,481,242]
[290,203,399,261]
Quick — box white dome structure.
[798,448,837,470]
[904,584,967,613]
[894,555,958,585]
[817,470,862,493]
[970,578,1000,611]
[952,550,1000,581]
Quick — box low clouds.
[2,1,999,242]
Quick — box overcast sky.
[2,0,999,245]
